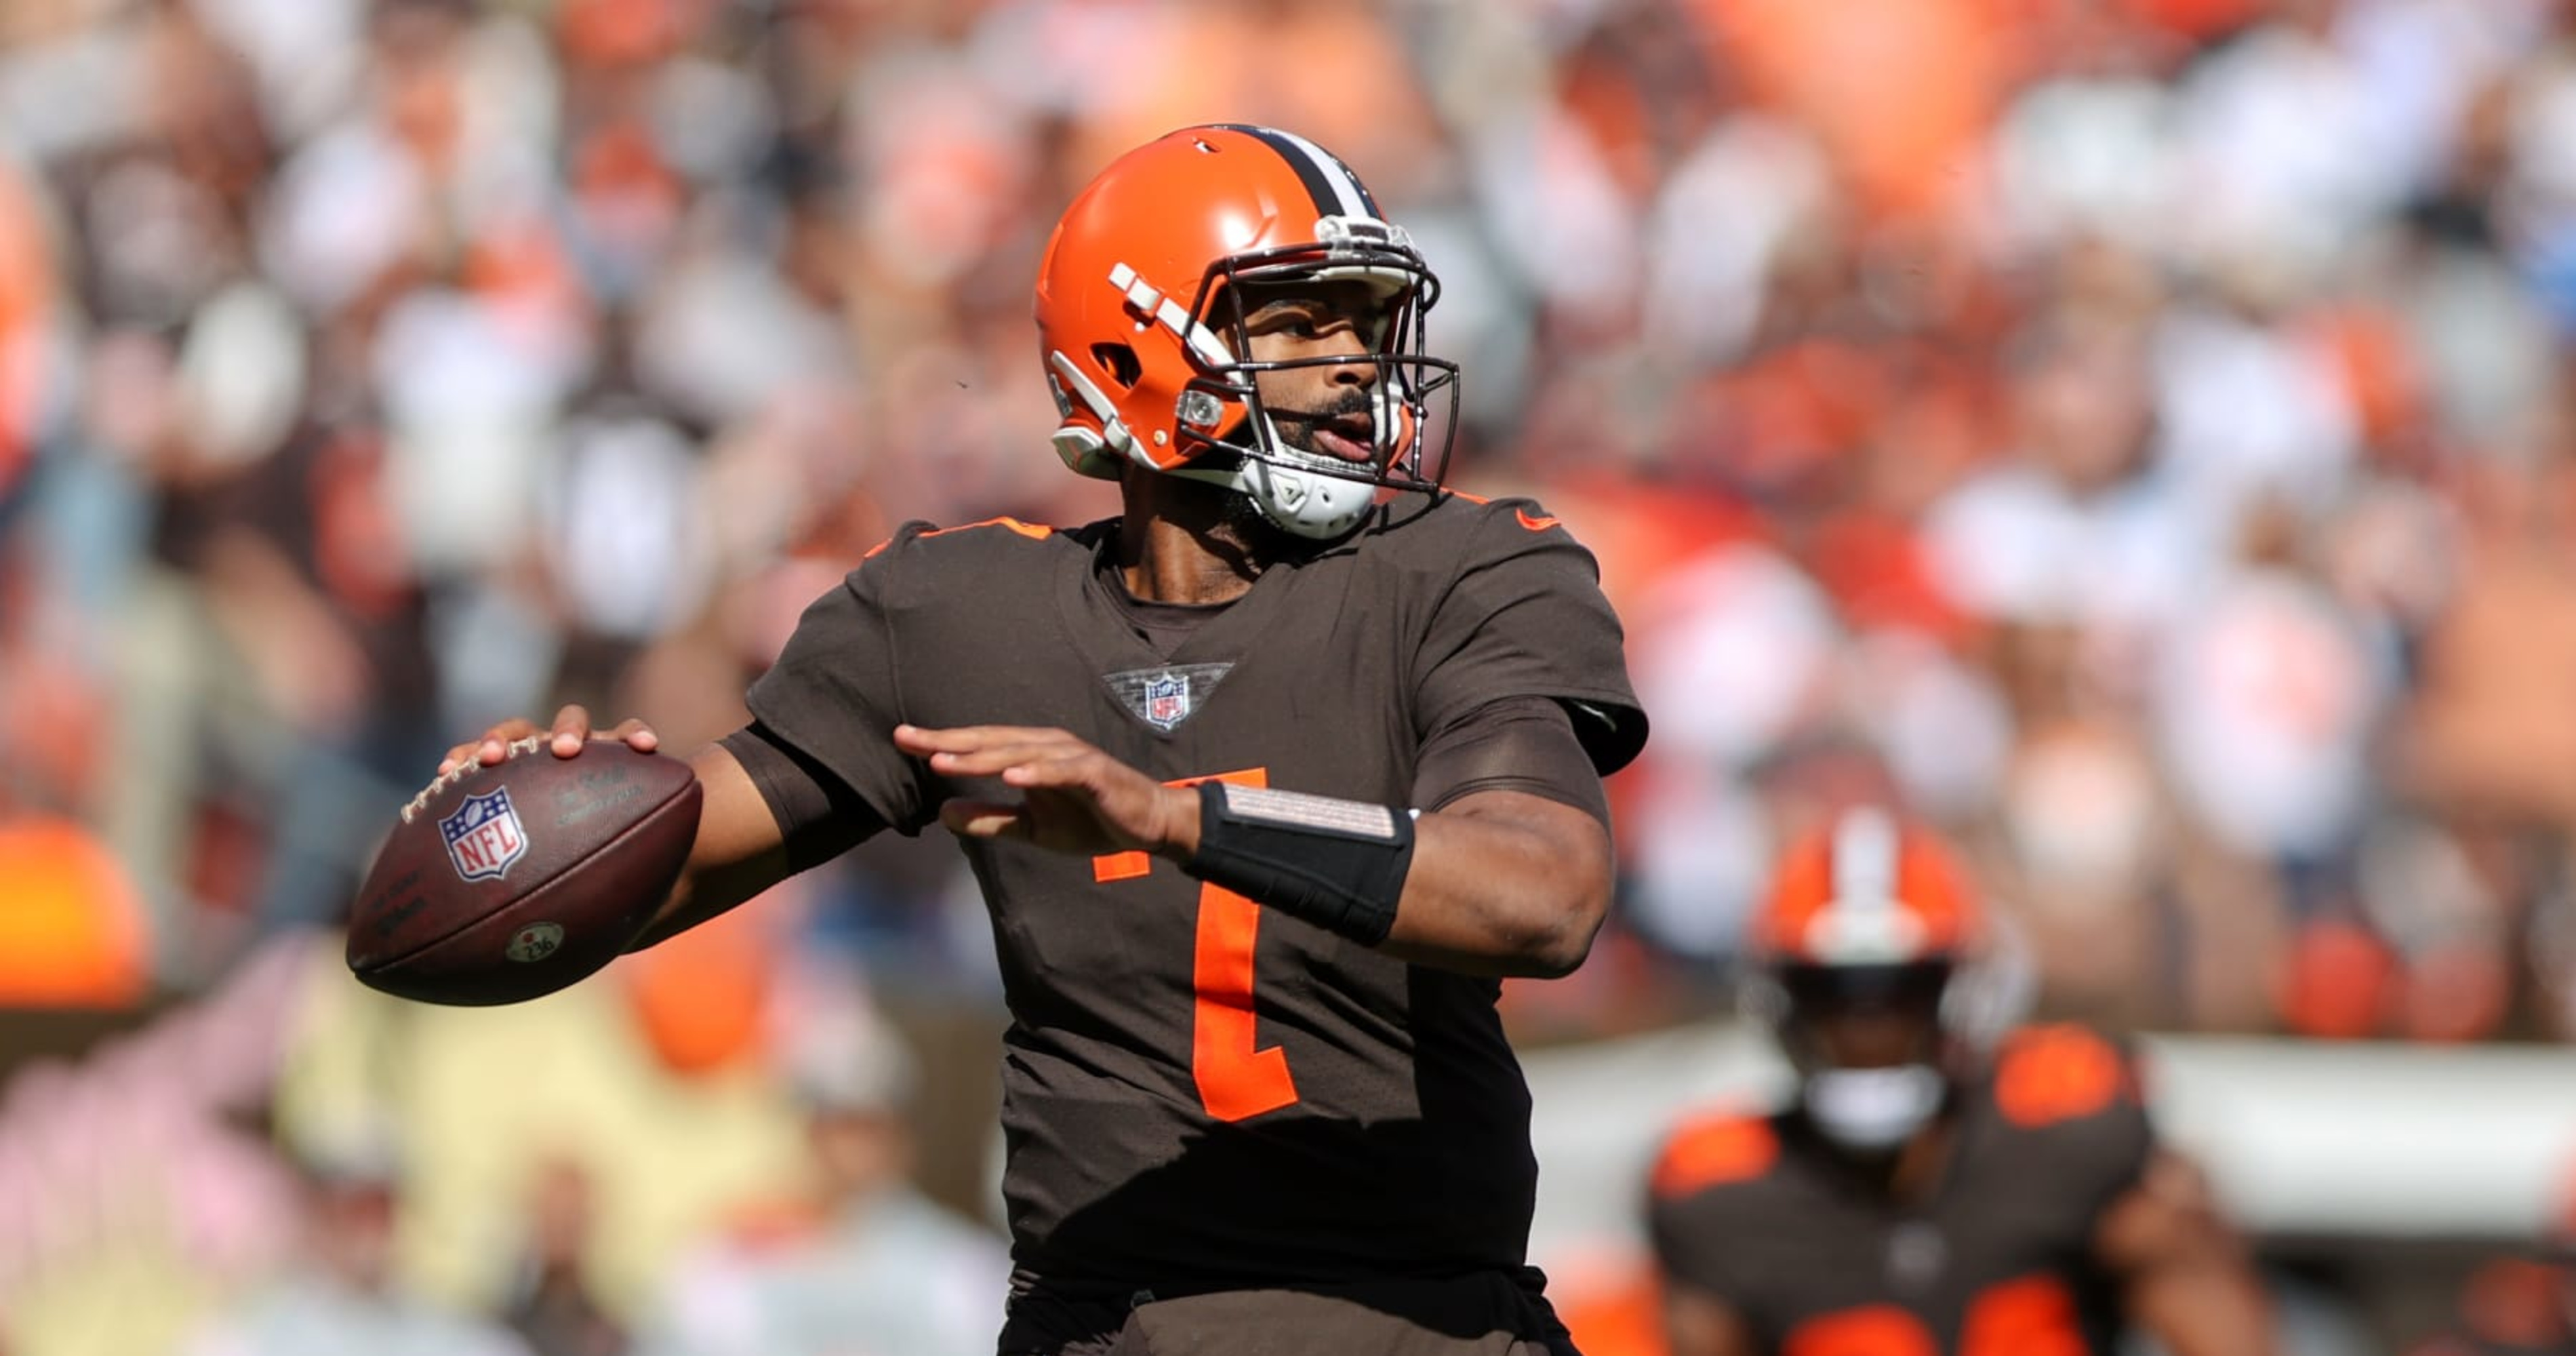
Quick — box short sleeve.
[741,542,934,835]
[716,721,885,869]
[1410,696,1610,823]
[1986,1025,2157,1219]
[1413,504,1648,776]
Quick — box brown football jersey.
[738,492,1646,1291]
[1647,1026,2155,1356]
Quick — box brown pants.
[1002,1271,1584,1356]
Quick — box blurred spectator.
[2406,1253,2576,1356]
[2153,501,2386,906]
[2407,1159,2576,1355]
[502,1156,628,1356]
[637,986,1008,1356]
[184,1117,533,1356]
[1924,315,2197,645]
[0,936,313,1356]
[2400,437,2576,830]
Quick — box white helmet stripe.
[1798,808,1927,965]
[1829,809,1901,919]
[1267,127,1373,220]
[1109,261,1236,369]
[1158,296,1235,368]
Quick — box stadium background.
[5,0,2576,1351]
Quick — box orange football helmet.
[1746,808,2005,1151]
[1033,123,1459,539]
[1751,807,1979,970]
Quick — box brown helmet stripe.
[1209,123,1381,220]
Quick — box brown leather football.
[346,738,702,1005]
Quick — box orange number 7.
[1093,767,1297,1122]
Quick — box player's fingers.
[549,704,594,757]
[445,717,544,774]
[603,717,660,753]
[937,799,1030,839]
[917,737,1087,778]
[996,748,1121,789]
[1008,747,1159,801]
[894,723,1080,755]
[892,723,981,754]
[1004,757,1163,845]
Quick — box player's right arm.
[2093,1150,2274,1356]
[438,705,803,951]
[1662,1281,1760,1356]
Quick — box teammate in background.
[439,123,1647,1355]
[1644,809,2271,1356]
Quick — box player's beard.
[1214,388,1381,543]
[1217,484,1285,542]
[1138,454,1304,565]
[1263,387,1380,468]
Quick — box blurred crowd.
[10,0,2576,1351]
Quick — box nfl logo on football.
[440,787,530,882]
[1143,673,1190,730]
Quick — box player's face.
[1778,963,1948,1073]
[1232,278,1393,465]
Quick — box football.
[346,738,702,1006]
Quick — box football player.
[1645,808,2272,1356]
[438,125,1647,1355]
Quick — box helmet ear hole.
[1091,342,1142,390]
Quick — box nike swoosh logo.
[1516,509,1561,532]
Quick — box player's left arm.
[893,697,1615,979]
[1369,786,1609,977]
[2092,1150,2275,1356]
[1368,691,1616,977]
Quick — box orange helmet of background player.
[1748,809,1997,1153]
[1751,807,1978,969]
[1032,123,1460,540]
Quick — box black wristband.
[1183,782,1417,946]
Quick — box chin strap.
[1169,454,1377,540]
[1169,401,1377,538]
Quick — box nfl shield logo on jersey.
[439,787,529,883]
[1143,672,1190,730]
[1105,662,1230,732]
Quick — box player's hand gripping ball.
[346,738,701,1005]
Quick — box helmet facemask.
[1163,218,1462,540]
[1765,960,1958,1155]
